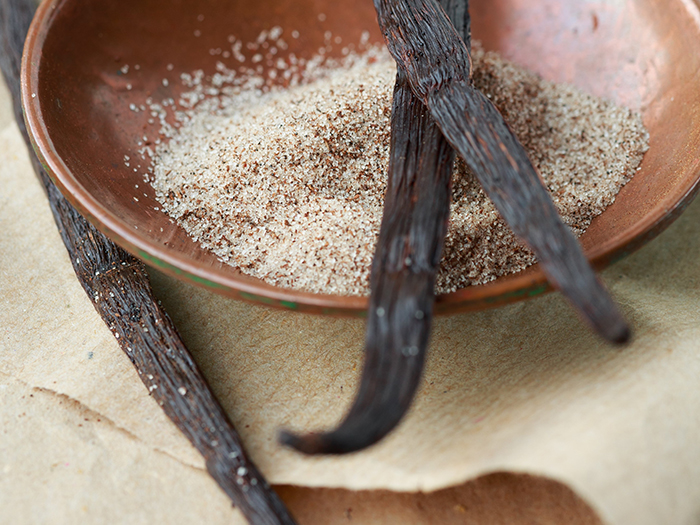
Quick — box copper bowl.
[22,0,700,316]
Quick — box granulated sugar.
[151,43,649,296]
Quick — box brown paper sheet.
[2,76,700,524]
[0,373,602,524]
[0,373,246,524]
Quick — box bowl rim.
[20,0,700,316]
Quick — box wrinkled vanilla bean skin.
[281,0,470,455]
[374,0,629,344]
[283,0,628,456]
[0,0,296,522]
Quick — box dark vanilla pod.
[0,0,296,522]
[281,0,471,455]
[374,0,629,344]
[283,0,629,455]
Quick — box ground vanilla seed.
[151,43,649,296]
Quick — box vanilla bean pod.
[0,1,296,522]
[281,0,470,455]
[374,0,629,343]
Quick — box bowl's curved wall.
[22,0,700,315]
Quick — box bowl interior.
[23,0,700,315]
